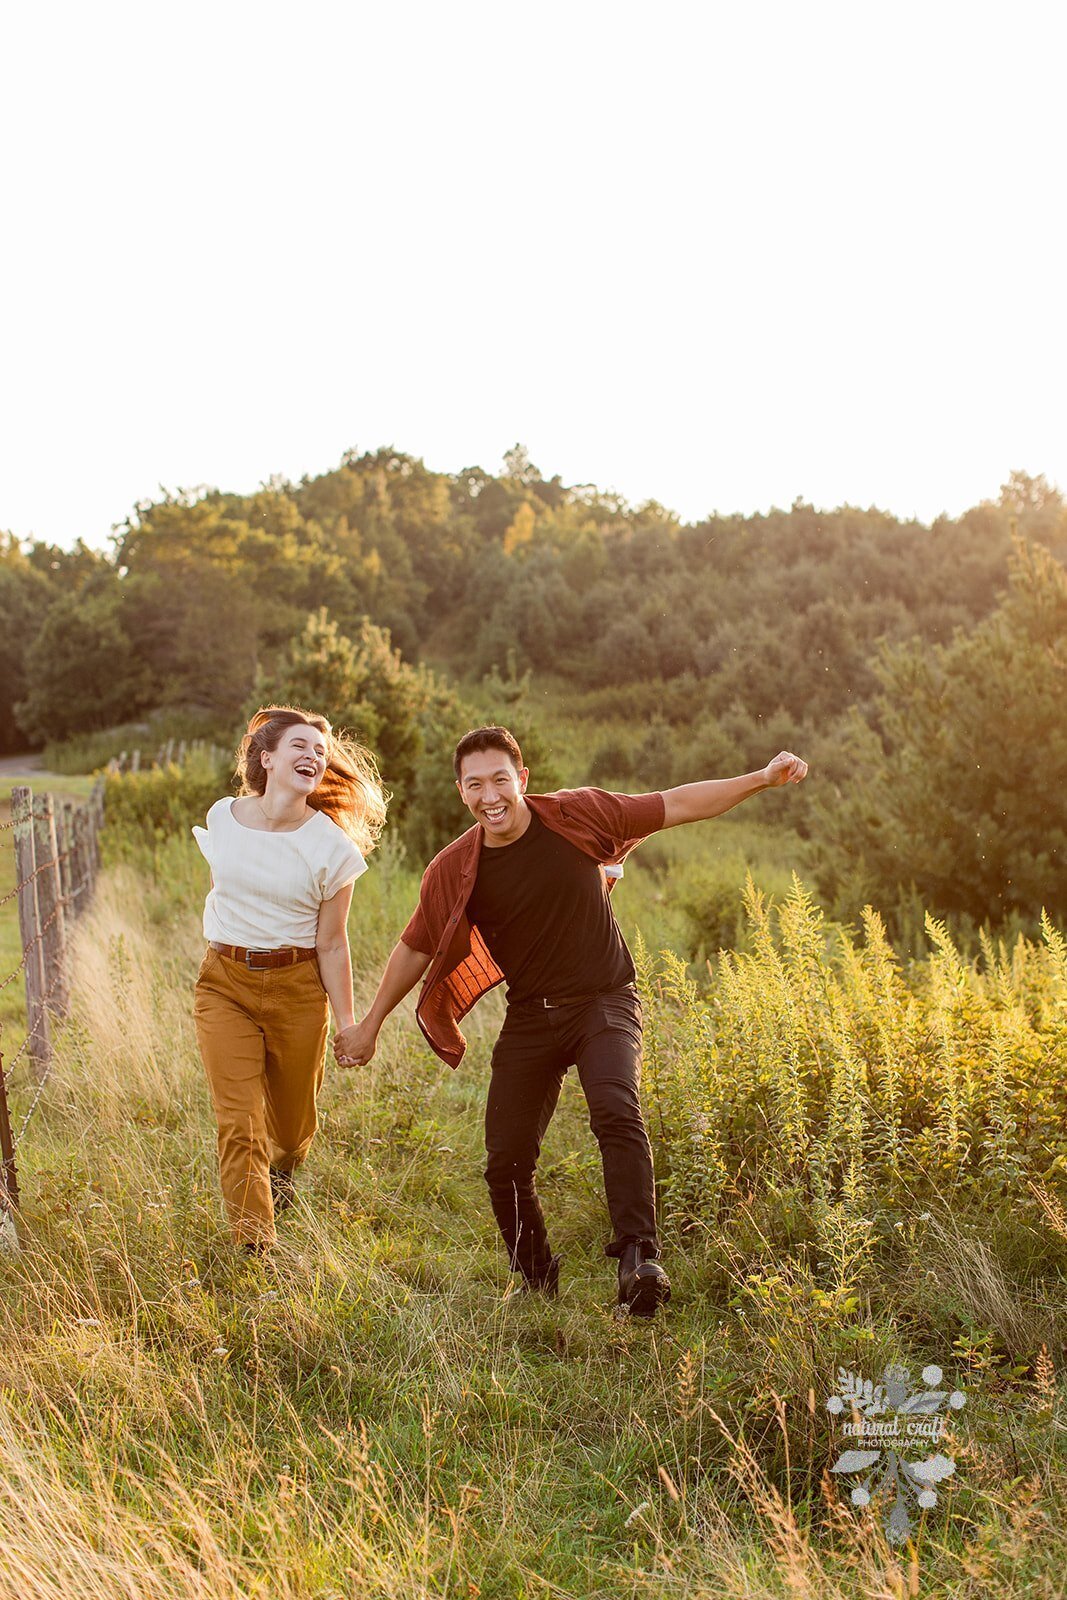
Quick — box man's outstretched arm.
[660,750,808,829]
[333,938,433,1066]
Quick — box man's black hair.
[453,726,524,780]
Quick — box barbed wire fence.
[105,737,223,775]
[0,777,106,1245]
[0,742,217,1246]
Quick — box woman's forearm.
[316,942,355,1030]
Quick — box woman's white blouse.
[192,798,367,948]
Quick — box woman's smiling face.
[263,723,329,791]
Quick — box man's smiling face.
[456,745,531,846]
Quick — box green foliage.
[640,876,1067,1248]
[101,748,235,852]
[0,535,54,752]
[5,807,1067,1592]
[14,579,154,743]
[674,850,796,955]
[815,537,1067,933]
[8,455,1067,939]
[253,607,477,858]
[42,710,232,775]
[16,454,1059,755]
[252,607,422,783]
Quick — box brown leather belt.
[209,941,318,970]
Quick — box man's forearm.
[661,770,770,828]
[365,939,433,1030]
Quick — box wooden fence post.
[32,794,70,1019]
[58,798,75,912]
[11,787,51,1080]
[0,1065,18,1216]
[90,776,105,878]
[69,807,86,909]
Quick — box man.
[333,727,807,1316]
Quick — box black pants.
[483,984,658,1276]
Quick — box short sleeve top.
[192,798,367,949]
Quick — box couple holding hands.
[193,706,806,1316]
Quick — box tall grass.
[640,876,1067,1223]
[1,838,1066,1596]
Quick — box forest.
[3,449,1065,940]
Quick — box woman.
[192,705,386,1252]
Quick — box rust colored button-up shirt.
[400,787,666,1067]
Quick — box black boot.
[617,1239,670,1318]
[269,1167,296,1214]
[519,1254,561,1298]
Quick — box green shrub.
[101,749,234,853]
[639,881,1067,1252]
[43,710,232,775]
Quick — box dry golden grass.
[0,852,1066,1597]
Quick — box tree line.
[2,449,1065,935]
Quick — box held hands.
[763,750,808,788]
[333,1018,379,1068]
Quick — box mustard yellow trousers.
[193,947,329,1247]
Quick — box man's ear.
[518,767,530,793]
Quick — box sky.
[1,0,1065,550]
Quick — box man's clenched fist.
[763,751,808,787]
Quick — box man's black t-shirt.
[466,808,634,1003]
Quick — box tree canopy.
[3,451,1064,928]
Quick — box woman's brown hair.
[236,706,388,856]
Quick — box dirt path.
[0,755,42,776]
[0,755,64,781]
[0,756,82,823]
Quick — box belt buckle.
[245,948,272,969]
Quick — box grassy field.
[0,805,1066,1597]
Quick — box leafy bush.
[674,853,794,955]
[639,879,1067,1250]
[813,537,1067,935]
[14,581,155,743]
[251,607,486,858]
[101,749,235,853]
[43,710,230,775]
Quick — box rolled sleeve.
[324,848,367,900]
[556,787,666,855]
[401,901,434,955]
[607,789,666,840]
